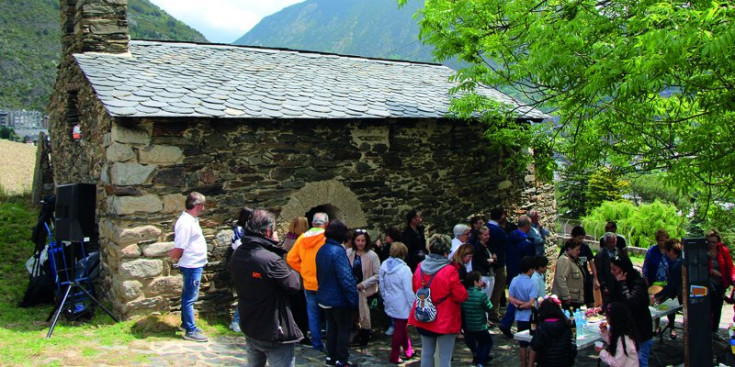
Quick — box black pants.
[356,328,371,348]
[325,307,352,363]
[465,330,493,365]
[712,285,725,332]
[289,291,309,340]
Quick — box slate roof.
[74,40,547,120]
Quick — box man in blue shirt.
[499,216,535,336]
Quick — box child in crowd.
[533,256,549,298]
[596,302,639,366]
[379,242,415,364]
[507,256,539,367]
[528,296,575,367]
[461,271,494,367]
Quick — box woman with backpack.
[408,234,468,367]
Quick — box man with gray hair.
[287,212,329,351]
[169,191,208,342]
[598,221,627,254]
[594,231,620,308]
[527,209,551,257]
[449,223,471,258]
[231,209,303,366]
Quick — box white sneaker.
[385,326,394,336]
[230,321,241,333]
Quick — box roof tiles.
[74,41,547,120]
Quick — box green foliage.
[626,172,692,210]
[127,0,207,43]
[0,126,20,141]
[582,200,687,248]
[586,168,628,211]
[0,0,207,111]
[557,163,593,218]
[235,0,449,65]
[0,193,38,302]
[693,204,735,255]
[399,0,735,215]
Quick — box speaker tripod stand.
[46,279,119,338]
[45,234,118,339]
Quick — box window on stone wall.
[67,91,81,141]
[65,0,77,34]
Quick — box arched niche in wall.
[279,180,367,231]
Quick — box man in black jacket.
[594,232,620,310]
[402,209,426,272]
[231,209,303,367]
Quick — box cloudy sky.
[148,0,305,44]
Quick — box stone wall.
[31,132,55,204]
[50,116,552,319]
[48,75,557,318]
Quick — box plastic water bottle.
[575,310,585,337]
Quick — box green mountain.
[234,0,438,64]
[0,0,207,112]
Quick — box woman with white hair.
[449,224,471,258]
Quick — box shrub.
[582,200,687,248]
[586,167,628,211]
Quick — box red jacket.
[408,262,468,334]
[709,242,735,288]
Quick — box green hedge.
[582,200,687,248]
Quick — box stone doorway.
[278,180,367,233]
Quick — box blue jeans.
[500,303,516,330]
[245,337,295,367]
[638,338,653,367]
[180,266,202,332]
[233,307,240,324]
[305,290,323,349]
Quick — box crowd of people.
[169,191,734,367]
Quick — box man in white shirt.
[169,192,208,342]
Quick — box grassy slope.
[0,194,231,364]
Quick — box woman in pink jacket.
[596,302,639,367]
[408,234,468,367]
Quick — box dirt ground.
[0,139,37,194]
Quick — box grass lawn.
[0,193,230,365]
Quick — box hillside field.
[0,140,36,194]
